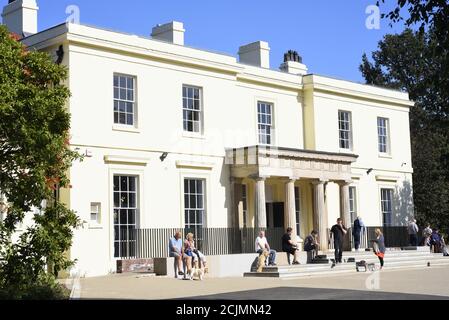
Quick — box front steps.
[244,249,449,278]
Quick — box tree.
[360,28,449,234]
[0,25,82,299]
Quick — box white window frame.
[257,101,274,145]
[108,166,144,261]
[113,174,140,258]
[377,117,391,155]
[338,110,353,151]
[380,188,394,227]
[349,186,358,225]
[242,184,248,228]
[182,85,203,136]
[183,178,207,229]
[113,73,138,128]
[294,186,301,237]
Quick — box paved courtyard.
[75,265,449,300]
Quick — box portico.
[227,146,358,251]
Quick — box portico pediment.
[226,145,358,182]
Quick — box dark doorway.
[266,202,284,228]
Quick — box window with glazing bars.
[242,184,248,228]
[184,179,206,248]
[183,86,202,133]
[114,74,136,126]
[380,188,393,227]
[295,187,301,236]
[338,110,352,149]
[378,117,389,153]
[258,102,273,145]
[349,186,357,225]
[113,175,138,258]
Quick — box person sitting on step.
[255,230,277,266]
[282,227,300,265]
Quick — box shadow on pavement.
[180,287,449,300]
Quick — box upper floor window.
[377,117,390,154]
[114,74,136,126]
[183,85,202,133]
[338,110,352,150]
[258,102,273,145]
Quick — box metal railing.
[327,226,409,250]
[118,227,285,259]
[117,226,410,259]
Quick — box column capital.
[284,177,299,183]
[250,175,269,182]
[311,179,328,186]
[336,180,353,187]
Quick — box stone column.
[284,178,297,240]
[312,180,328,251]
[231,178,243,228]
[254,177,267,229]
[338,180,352,251]
[339,181,352,228]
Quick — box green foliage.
[0,24,82,299]
[360,27,449,233]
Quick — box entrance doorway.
[266,202,284,228]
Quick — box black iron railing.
[117,226,409,259]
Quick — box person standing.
[330,218,347,264]
[282,227,300,265]
[408,219,419,246]
[304,230,319,263]
[352,216,365,251]
[255,230,277,266]
[422,224,432,247]
[372,228,386,270]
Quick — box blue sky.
[2,0,407,82]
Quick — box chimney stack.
[151,21,185,45]
[2,0,39,38]
[280,50,308,76]
[238,41,270,69]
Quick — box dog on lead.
[257,250,270,273]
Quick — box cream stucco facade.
[3,1,415,277]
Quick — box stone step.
[244,257,449,278]
[263,255,447,273]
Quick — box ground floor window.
[349,186,357,225]
[295,187,301,237]
[242,184,248,228]
[113,175,138,258]
[184,179,206,247]
[380,188,393,227]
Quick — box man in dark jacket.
[282,227,300,265]
[330,218,347,263]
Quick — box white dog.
[189,267,204,281]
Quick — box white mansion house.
[2,0,415,277]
